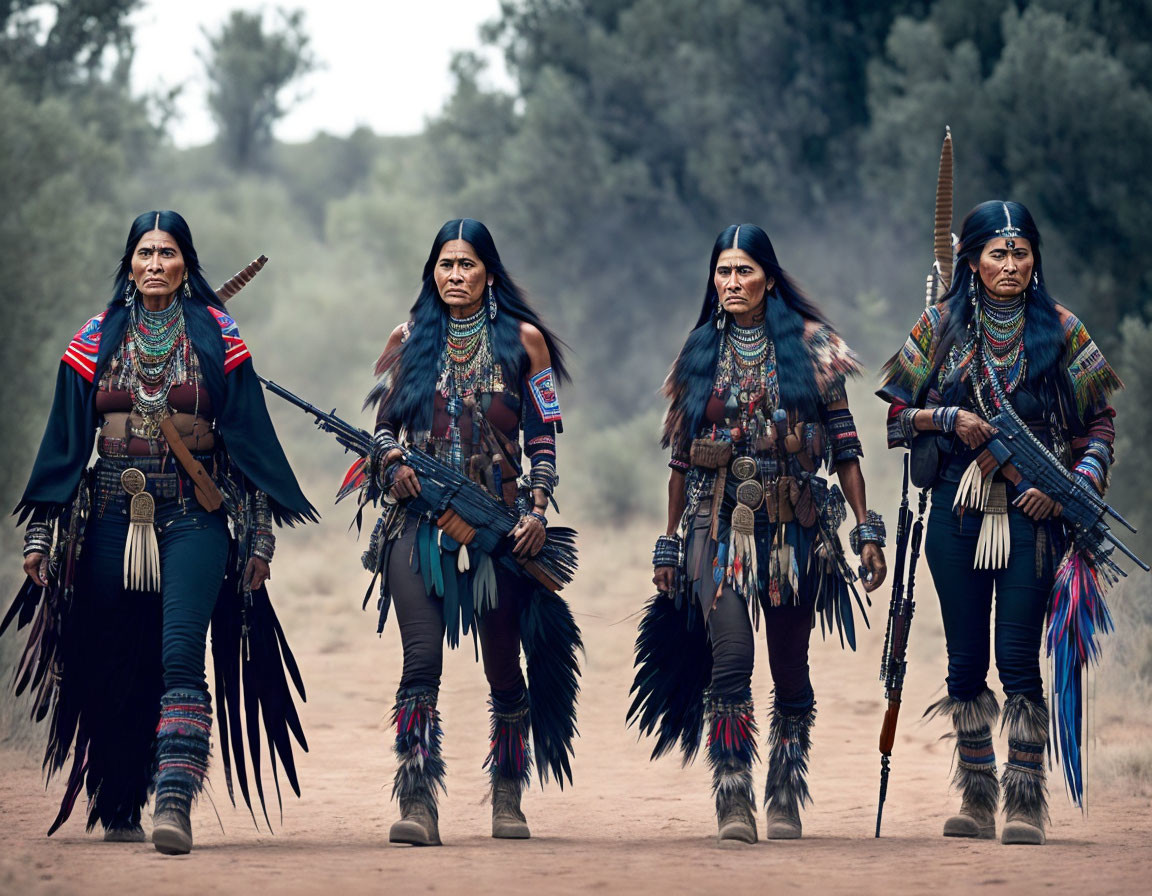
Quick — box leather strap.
[158,415,224,512]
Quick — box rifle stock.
[879,698,901,755]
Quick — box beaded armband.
[23,521,52,558]
[251,491,276,563]
[371,427,402,488]
[848,510,886,554]
[653,533,682,569]
[1073,436,1112,495]
[529,460,558,499]
[825,407,863,465]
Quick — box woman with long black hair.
[877,200,1121,845]
[633,224,887,843]
[6,210,315,854]
[364,218,578,846]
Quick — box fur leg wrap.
[704,688,759,833]
[391,687,446,825]
[1001,694,1050,835]
[926,688,1001,823]
[764,700,816,814]
[484,689,532,790]
[487,689,532,838]
[153,688,212,814]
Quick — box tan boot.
[926,689,1000,840]
[491,777,531,839]
[704,689,759,844]
[390,688,445,847]
[717,788,758,843]
[763,702,815,840]
[389,799,442,846]
[1001,695,1048,846]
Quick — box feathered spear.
[216,255,268,302]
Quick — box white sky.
[129,0,510,147]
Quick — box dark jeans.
[387,519,526,700]
[82,493,230,693]
[924,480,1051,703]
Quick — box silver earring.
[715,309,727,330]
[183,275,191,298]
[968,276,977,307]
[1032,271,1039,288]
[124,280,136,307]
[488,284,497,321]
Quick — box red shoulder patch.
[61,312,107,383]
[208,306,251,374]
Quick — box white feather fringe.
[123,520,161,591]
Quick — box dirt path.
[1,522,1150,895]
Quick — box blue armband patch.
[528,368,562,424]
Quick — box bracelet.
[529,461,558,498]
[527,510,548,526]
[23,522,52,558]
[653,533,682,569]
[930,406,960,434]
[251,491,276,562]
[848,510,886,554]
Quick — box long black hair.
[372,218,568,433]
[931,200,1065,399]
[93,210,228,409]
[663,224,829,447]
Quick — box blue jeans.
[81,493,230,692]
[924,480,1052,703]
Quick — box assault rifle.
[981,350,1147,575]
[874,454,925,837]
[258,377,578,592]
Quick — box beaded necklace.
[714,323,778,439]
[435,307,505,471]
[977,293,1027,396]
[124,299,187,434]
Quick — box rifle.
[874,454,922,836]
[258,377,578,592]
[981,353,1147,574]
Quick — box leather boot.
[763,702,815,840]
[151,689,212,856]
[389,688,445,847]
[927,689,1000,840]
[1001,694,1049,845]
[491,776,531,839]
[486,689,532,839]
[704,689,758,844]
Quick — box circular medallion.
[736,479,764,510]
[731,456,757,481]
[121,468,146,496]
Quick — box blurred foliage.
[1,0,1151,536]
[200,7,317,170]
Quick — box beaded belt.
[93,456,208,501]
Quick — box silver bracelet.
[23,522,52,558]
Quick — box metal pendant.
[731,456,757,481]
[735,478,764,511]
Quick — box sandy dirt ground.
[1,519,1150,896]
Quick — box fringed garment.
[361,316,581,788]
[4,304,315,835]
[630,315,867,763]
[878,298,1123,808]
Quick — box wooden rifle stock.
[879,697,901,755]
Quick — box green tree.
[201,8,318,170]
